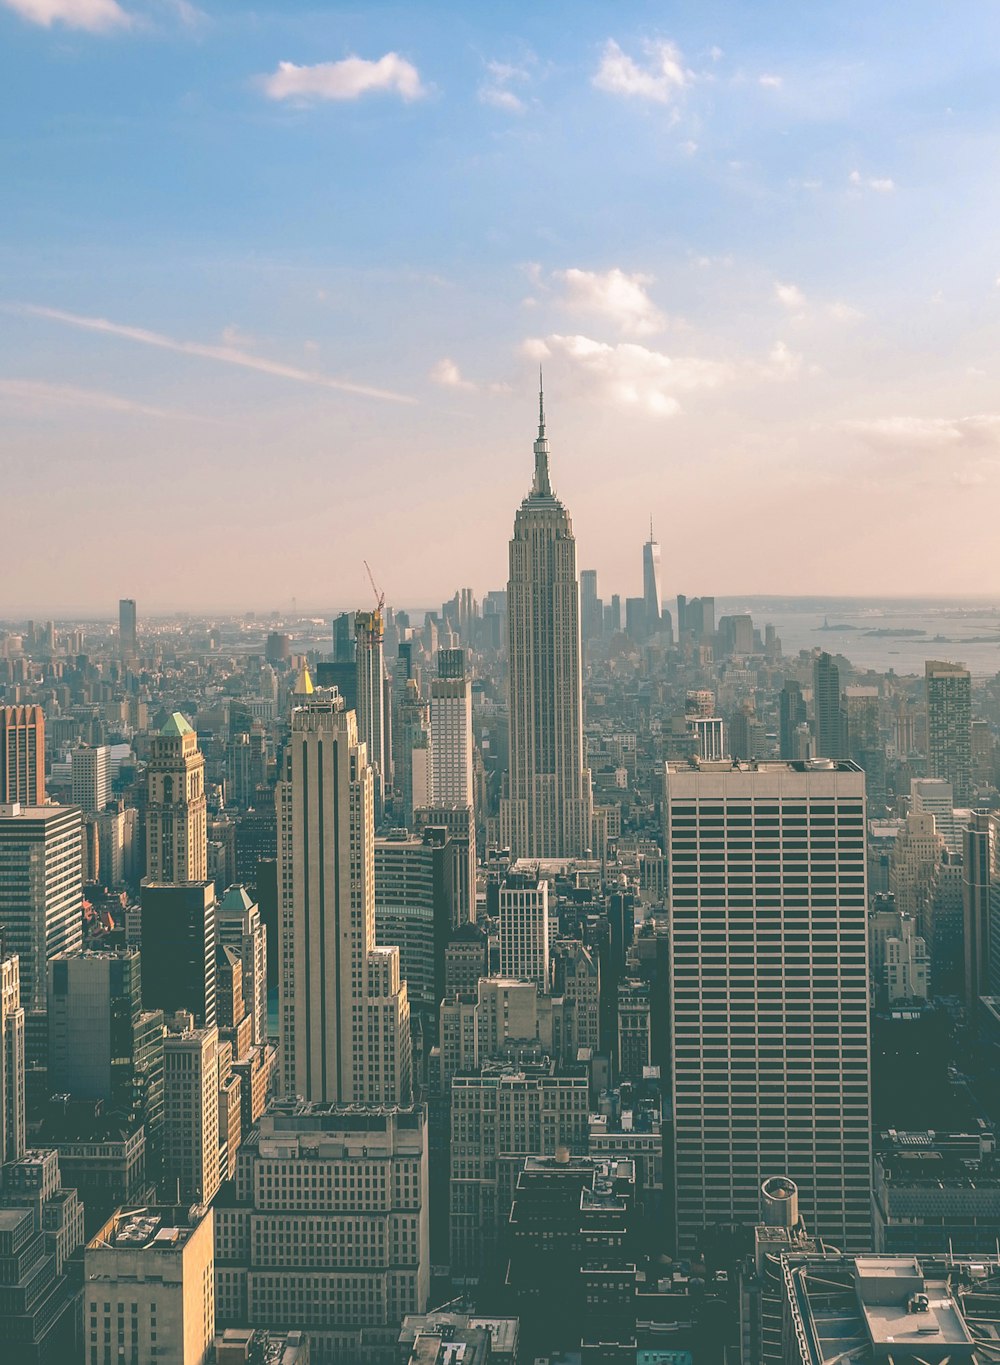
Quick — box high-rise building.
[430,649,474,809]
[140,882,218,1030]
[118,597,137,660]
[0,802,82,1064]
[963,810,996,1008]
[642,521,663,637]
[85,1203,215,1365]
[146,713,207,885]
[48,948,164,1131]
[277,677,411,1105]
[163,1019,222,1206]
[579,568,601,643]
[332,610,356,663]
[926,660,973,804]
[664,759,872,1253]
[413,804,476,926]
[1,946,25,1164]
[500,385,593,859]
[216,885,267,1050]
[356,609,388,813]
[910,776,961,854]
[1,705,45,805]
[375,827,456,1017]
[215,1100,429,1360]
[499,871,550,989]
[72,743,111,816]
[393,679,433,827]
[813,652,847,760]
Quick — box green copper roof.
[219,885,254,912]
[161,712,194,737]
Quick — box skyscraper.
[71,743,111,816]
[498,870,550,990]
[118,597,137,660]
[0,946,25,1164]
[277,674,411,1105]
[926,660,972,804]
[664,759,872,1253]
[430,648,474,808]
[813,652,847,760]
[356,608,388,814]
[779,682,807,760]
[146,713,207,884]
[500,383,593,859]
[0,705,45,806]
[642,520,662,636]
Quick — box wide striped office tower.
[0,705,45,806]
[664,759,872,1254]
[277,669,411,1106]
[500,383,593,859]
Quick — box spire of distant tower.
[531,367,552,498]
[650,516,654,542]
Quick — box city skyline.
[5,2,1000,606]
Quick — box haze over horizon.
[4,0,1000,608]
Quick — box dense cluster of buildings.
[3,394,1000,1361]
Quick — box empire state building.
[500,383,593,858]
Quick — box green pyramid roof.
[161,712,194,737]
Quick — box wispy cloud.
[479,59,530,113]
[261,54,425,104]
[593,38,690,106]
[775,281,807,311]
[758,73,783,88]
[1,0,129,30]
[849,169,896,193]
[554,267,666,336]
[845,414,1000,450]
[429,357,509,395]
[775,282,863,324]
[12,304,416,403]
[0,378,195,420]
[523,333,800,417]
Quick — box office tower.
[48,948,164,1125]
[439,978,579,1085]
[146,713,207,884]
[443,923,488,997]
[883,914,929,1003]
[140,882,217,1029]
[0,1148,83,1363]
[685,595,715,640]
[375,827,456,1017]
[118,596,137,660]
[910,776,961,853]
[616,977,651,1079]
[889,810,943,929]
[277,680,411,1105]
[926,660,973,803]
[642,520,663,636]
[85,1204,215,1365]
[393,679,433,826]
[356,608,388,811]
[605,594,622,634]
[664,759,872,1253]
[71,743,111,815]
[1,947,25,1163]
[500,385,593,859]
[624,596,646,639]
[0,802,82,1064]
[499,871,550,989]
[778,682,807,760]
[676,593,687,637]
[717,613,754,656]
[449,1061,590,1281]
[552,939,600,1050]
[812,652,847,759]
[579,568,600,643]
[163,1019,222,1205]
[431,648,474,804]
[215,1101,429,1358]
[216,885,267,1049]
[688,713,725,760]
[413,804,476,926]
[332,610,356,662]
[1,704,45,805]
[264,630,290,664]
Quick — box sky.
[3,0,1000,614]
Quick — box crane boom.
[363,560,385,612]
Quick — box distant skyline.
[4,1,1000,607]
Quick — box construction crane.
[363,560,385,614]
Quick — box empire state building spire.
[501,386,593,859]
[531,366,552,498]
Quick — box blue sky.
[3,0,1000,612]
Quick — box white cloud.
[0,378,192,420]
[845,414,1000,451]
[849,169,896,193]
[523,333,799,417]
[593,38,690,105]
[12,303,415,403]
[759,73,782,88]
[555,267,665,336]
[430,358,475,390]
[221,323,256,348]
[828,300,864,323]
[775,281,806,310]
[1,0,129,29]
[261,53,425,103]
[479,59,530,113]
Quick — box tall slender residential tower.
[277,670,411,1105]
[356,609,388,816]
[642,521,662,636]
[0,705,45,806]
[145,713,207,883]
[118,597,137,660]
[926,660,972,804]
[500,382,593,859]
